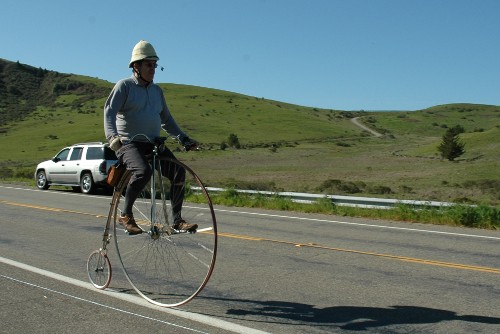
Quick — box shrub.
[449,125,465,135]
[317,179,361,194]
[0,167,14,178]
[340,182,361,193]
[317,179,341,192]
[459,206,482,227]
[369,185,393,194]
[447,204,499,228]
[228,133,241,149]
[400,185,413,193]
[14,168,33,179]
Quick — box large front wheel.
[112,159,217,307]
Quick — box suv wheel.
[36,170,50,190]
[81,172,95,194]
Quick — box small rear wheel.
[87,250,112,289]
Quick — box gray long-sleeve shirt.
[104,75,186,143]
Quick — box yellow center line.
[2,200,499,274]
[217,232,264,241]
[0,200,107,218]
[218,233,500,274]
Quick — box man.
[104,40,197,235]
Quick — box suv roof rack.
[72,142,104,146]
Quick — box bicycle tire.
[87,250,112,290]
[112,159,217,307]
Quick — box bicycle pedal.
[123,228,143,236]
[172,229,196,234]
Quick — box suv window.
[86,146,117,160]
[86,147,104,160]
[56,148,70,161]
[70,147,83,161]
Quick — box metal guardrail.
[202,187,457,209]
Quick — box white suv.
[35,142,118,194]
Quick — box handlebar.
[125,134,198,152]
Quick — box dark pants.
[116,142,186,222]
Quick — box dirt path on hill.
[351,117,383,137]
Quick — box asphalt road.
[1,184,499,333]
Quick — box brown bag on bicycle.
[106,163,126,187]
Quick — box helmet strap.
[133,62,152,85]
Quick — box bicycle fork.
[86,188,121,289]
[149,150,173,239]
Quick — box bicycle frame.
[88,134,217,306]
[149,145,158,236]
[101,170,132,253]
[147,143,173,238]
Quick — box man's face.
[137,60,157,82]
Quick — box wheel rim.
[37,172,46,188]
[81,174,92,193]
[113,160,217,307]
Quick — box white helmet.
[129,40,159,68]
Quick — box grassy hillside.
[1,58,499,206]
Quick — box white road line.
[2,185,499,240]
[1,273,207,334]
[0,256,270,334]
[214,208,500,240]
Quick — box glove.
[180,136,198,151]
[109,136,122,151]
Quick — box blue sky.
[2,0,499,110]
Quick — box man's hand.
[110,136,122,151]
[180,136,198,151]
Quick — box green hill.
[1,58,499,206]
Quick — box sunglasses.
[142,61,158,69]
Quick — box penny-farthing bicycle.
[87,135,217,307]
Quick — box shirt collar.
[130,74,153,87]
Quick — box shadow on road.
[223,299,500,331]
